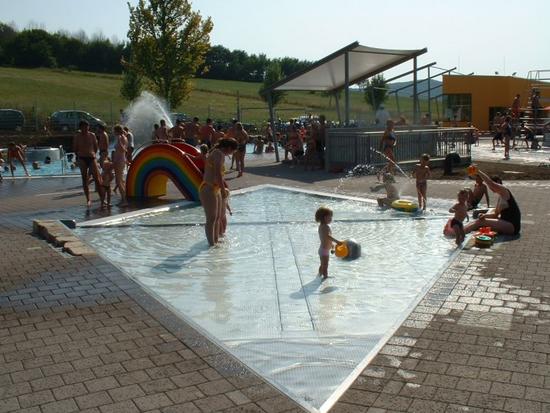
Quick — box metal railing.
[325,127,472,171]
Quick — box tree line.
[0,22,311,82]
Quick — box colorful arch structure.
[126,143,203,201]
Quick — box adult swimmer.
[200,138,238,246]
[464,170,521,236]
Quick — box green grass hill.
[0,67,430,126]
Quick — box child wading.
[449,189,469,245]
[414,153,430,211]
[315,207,342,281]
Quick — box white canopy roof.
[266,42,427,93]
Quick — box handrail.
[59,145,65,175]
[329,127,474,136]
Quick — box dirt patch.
[430,161,550,180]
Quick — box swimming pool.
[2,143,272,178]
[2,159,79,177]
[74,186,458,412]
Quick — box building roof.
[264,41,427,93]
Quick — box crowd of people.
[277,115,328,170]
[71,114,263,210]
[72,120,132,208]
[20,107,522,268]
[491,89,545,160]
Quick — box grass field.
[0,67,433,126]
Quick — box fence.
[0,102,243,134]
[325,127,472,171]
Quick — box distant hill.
[387,79,442,97]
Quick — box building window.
[443,94,472,123]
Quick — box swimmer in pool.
[315,207,342,281]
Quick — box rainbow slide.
[126,143,203,201]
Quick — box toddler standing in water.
[449,189,469,245]
[315,207,342,281]
[414,153,430,211]
[101,157,114,208]
[219,188,232,238]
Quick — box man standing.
[73,120,104,208]
[502,115,512,160]
[511,94,521,120]
[169,120,186,142]
[199,118,216,147]
[316,115,327,170]
[531,89,540,125]
[96,124,109,167]
[185,117,200,146]
[123,126,135,162]
[375,105,391,126]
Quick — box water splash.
[369,147,410,180]
[333,163,377,193]
[125,91,173,146]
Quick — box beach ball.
[335,243,349,258]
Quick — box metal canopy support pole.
[334,92,342,124]
[236,91,241,121]
[413,57,418,124]
[427,66,431,122]
[344,51,350,126]
[268,93,280,162]
[394,92,401,116]
[370,87,377,123]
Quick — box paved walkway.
[472,138,550,165]
[1,159,550,413]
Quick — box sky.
[1,0,549,81]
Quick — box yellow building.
[442,74,549,130]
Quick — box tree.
[259,62,286,107]
[0,22,16,45]
[6,29,57,68]
[126,0,213,108]
[200,45,232,79]
[120,67,143,101]
[363,74,388,110]
[277,57,310,77]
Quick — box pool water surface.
[75,186,459,412]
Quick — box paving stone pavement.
[1,160,550,413]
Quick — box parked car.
[169,112,189,124]
[50,110,106,132]
[0,109,25,131]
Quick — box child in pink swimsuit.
[315,207,342,281]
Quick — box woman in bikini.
[233,123,249,177]
[379,119,397,175]
[464,171,521,236]
[200,138,238,246]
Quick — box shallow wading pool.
[74,185,459,412]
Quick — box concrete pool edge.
[70,184,465,413]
